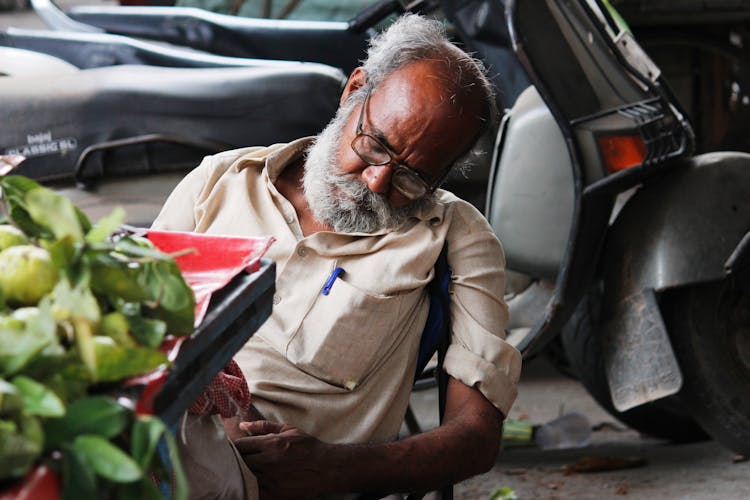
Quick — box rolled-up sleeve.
[443,203,522,417]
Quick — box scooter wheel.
[561,288,708,443]
[662,279,750,456]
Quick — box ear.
[340,67,367,106]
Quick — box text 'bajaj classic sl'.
[2,0,750,455]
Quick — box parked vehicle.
[2,0,749,455]
[487,0,750,452]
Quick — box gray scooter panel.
[486,86,575,280]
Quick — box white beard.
[302,95,430,234]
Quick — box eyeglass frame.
[350,88,450,200]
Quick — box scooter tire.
[561,288,709,443]
[661,279,750,456]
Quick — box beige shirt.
[152,138,521,444]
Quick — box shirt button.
[285,214,295,224]
[273,294,281,305]
[297,246,307,257]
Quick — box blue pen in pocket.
[322,267,344,295]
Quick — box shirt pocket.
[286,277,405,390]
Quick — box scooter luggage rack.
[118,258,276,427]
[0,27,342,70]
[571,97,693,195]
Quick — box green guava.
[0,246,59,306]
[0,225,28,252]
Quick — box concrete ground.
[3,3,750,498]
[408,356,750,499]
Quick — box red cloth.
[188,359,251,418]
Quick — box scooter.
[3,0,750,455]
[485,0,750,453]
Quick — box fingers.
[239,419,286,436]
[233,435,267,455]
[233,420,290,457]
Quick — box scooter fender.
[599,151,750,412]
[604,151,750,296]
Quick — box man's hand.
[231,379,504,498]
[234,420,335,499]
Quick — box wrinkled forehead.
[367,60,483,164]
[375,59,483,122]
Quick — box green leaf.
[0,318,47,377]
[0,176,54,240]
[61,443,98,500]
[140,260,195,335]
[44,236,79,272]
[50,276,101,324]
[131,415,165,470]
[112,236,165,260]
[21,348,88,387]
[126,416,187,500]
[117,477,164,500]
[44,396,129,450]
[85,207,126,244]
[144,261,194,310]
[88,254,148,303]
[130,415,187,500]
[73,318,97,378]
[72,434,142,483]
[25,186,85,242]
[11,375,65,417]
[127,315,167,349]
[37,371,89,403]
[160,422,188,500]
[0,303,58,377]
[0,379,23,417]
[490,486,518,500]
[0,416,43,480]
[91,337,168,382]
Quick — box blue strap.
[415,244,451,378]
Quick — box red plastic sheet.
[147,230,275,325]
[126,230,274,415]
[0,465,60,500]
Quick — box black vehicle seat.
[1,63,345,225]
[31,0,370,74]
[0,27,342,70]
[0,46,78,77]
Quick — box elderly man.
[153,13,521,499]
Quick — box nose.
[361,164,393,194]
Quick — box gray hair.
[356,14,499,176]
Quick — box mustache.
[301,95,430,233]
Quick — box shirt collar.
[266,137,314,182]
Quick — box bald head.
[361,14,497,131]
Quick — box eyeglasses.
[350,89,445,200]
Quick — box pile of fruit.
[0,175,195,498]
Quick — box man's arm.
[233,377,503,499]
